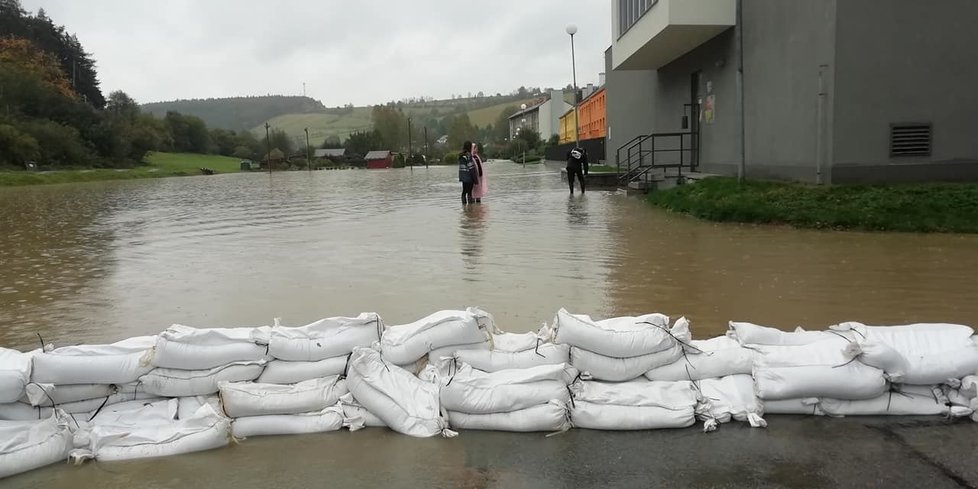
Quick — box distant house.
[314,148,346,159]
[364,150,393,169]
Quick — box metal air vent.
[890,123,932,157]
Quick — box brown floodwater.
[1,162,977,487]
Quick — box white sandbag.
[0,403,53,421]
[346,348,453,438]
[818,385,972,417]
[31,336,156,385]
[844,334,978,385]
[695,375,766,431]
[646,337,755,381]
[140,361,265,397]
[72,403,230,462]
[959,376,978,399]
[0,348,31,404]
[551,309,678,358]
[428,341,490,362]
[455,344,571,372]
[231,406,345,438]
[267,313,382,361]
[571,402,696,431]
[754,363,888,401]
[571,344,683,382]
[150,324,271,370]
[88,399,179,428]
[380,310,488,365]
[832,321,974,353]
[729,321,838,346]
[256,357,348,384]
[26,383,116,407]
[57,387,158,415]
[491,332,543,352]
[0,411,73,479]
[177,396,222,420]
[219,376,348,418]
[337,393,386,431]
[447,401,569,432]
[762,398,823,415]
[436,364,576,414]
[572,379,698,409]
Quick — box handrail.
[615,131,699,188]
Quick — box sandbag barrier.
[2,307,978,480]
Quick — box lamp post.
[264,122,272,174]
[566,24,581,148]
[304,127,311,173]
[407,117,412,170]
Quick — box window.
[619,0,657,36]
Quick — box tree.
[447,113,477,151]
[268,128,293,155]
[516,127,541,149]
[164,111,210,153]
[494,105,519,141]
[320,135,342,149]
[105,90,139,123]
[0,123,39,166]
[344,129,382,157]
[371,105,405,150]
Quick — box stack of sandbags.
[0,410,74,479]
[694,375,766,431]
[455,330,571,372]
[551,309,689,382]
[221,376,348,438]
[570,379,698,430]
[345,348,455,438]
[945,376,978,422]
[2,337,157,420]
[140,325,271,397]
[380,308,492,372]
[69,402,230,463]
[424,361,575,432]
[258,313,382,384]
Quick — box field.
[0,153,245,187]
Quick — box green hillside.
[257,97,540,144]
[142,96,326,131]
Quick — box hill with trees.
[142,96,327,132]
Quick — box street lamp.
[566,24,580,148]
[264,122,272,174]
[304,127,311,173]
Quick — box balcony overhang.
[613,0,736,70]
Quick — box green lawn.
[648,177,978,233]
[466,98,538,128]
[255,109,373,145]
[0,152,245,187]
[588,164,616,173]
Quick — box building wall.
[831,0,978,183]
[604,46,657,167]
[559,110,577,144]
[740,0,838,181]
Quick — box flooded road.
[2,162,978,488]
[2,162,976,351]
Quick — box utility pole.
[265,122,272,174]
[407,117,413,164]
[424,126,429,168]
[305,127,312,173]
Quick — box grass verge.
[0,153,244,187]
[648,177,978,233]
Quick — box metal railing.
[616,131,698,187]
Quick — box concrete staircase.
[625,171,719,194]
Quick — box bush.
[0,124,40,166]
[19,119,95,166]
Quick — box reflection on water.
[459,204,488,274]
[566,195,589,227]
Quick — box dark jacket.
[567,147,589,174]
[458,152,479,184]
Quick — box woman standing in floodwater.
[471,143,488,203]
[458,141,479,205]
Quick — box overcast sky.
[21,0,612,107]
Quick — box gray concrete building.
[607,0,978,183]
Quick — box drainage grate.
[890,123,932,157]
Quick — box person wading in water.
[566,146,588,195]
[458,141,479,205]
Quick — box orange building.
[577,87,606,141]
